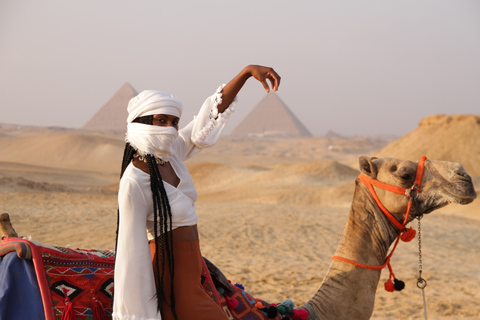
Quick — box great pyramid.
[83,82,137,132]
[375,114,480,177]
[230,92,312,138]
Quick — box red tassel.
[226,296,239,310]
[384,279,395,292]
[61,299,75,320]
[92,297,107,320]
[292,308,309,320]
[400,227,416,242]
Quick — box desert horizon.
[1,114,479,319]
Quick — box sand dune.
[189,160,357,206]
[1,115,479,319]
[0,133,124,173]
[376,115,480,176]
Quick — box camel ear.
[358,155,377,178]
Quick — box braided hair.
[115,115,178,319]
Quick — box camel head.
[358,156,477,223]
[308,156,476,320]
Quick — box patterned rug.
[1,238,306,320]
[0,237,115,320]
[202,258,308,320]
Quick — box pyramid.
[83,82,137,132]
[230,93,312,138]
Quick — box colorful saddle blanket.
[0,237,305,320]
[0,237,115,320]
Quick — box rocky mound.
[376,115,480,177]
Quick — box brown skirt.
[149,239,228,320]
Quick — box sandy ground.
[1,121,479,319]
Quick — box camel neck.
[351,181,401,260]
[303,181,401,320]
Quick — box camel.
[296,155,477,320]
[0,156,477,320]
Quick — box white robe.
[113,88,234,320]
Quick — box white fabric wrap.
[126,124,178,162]
[113,85,236,320]
[125,90,183,162]
[127,90,182,123]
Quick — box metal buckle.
[406,184,419,199]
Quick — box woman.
[113,65,281,320]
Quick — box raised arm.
[217,65,281,114]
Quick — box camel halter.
[333,156,427,292]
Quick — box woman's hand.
[218,64,281,114]
[247,65,281,93]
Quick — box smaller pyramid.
[83,82,137,132]
[230,93,312,138]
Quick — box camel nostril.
[453,169,472,183]
[453,167,466,176]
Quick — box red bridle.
[332,156,427,292]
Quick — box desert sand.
[1,115,479,319]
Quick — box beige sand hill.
[1,116,479,319]
[375,114,480,221]
[0,132,124,174]
[189,160,357,206]
[376,115,480,177]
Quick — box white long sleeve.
[113,171,161,320]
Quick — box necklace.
[133,153,167,165]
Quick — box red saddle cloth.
[0,237,115,320]
[1,237,301,320]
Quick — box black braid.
[146,156,177,319]
[114,115,178,319]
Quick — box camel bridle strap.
[357,155,427,231]
[332,156,427,292]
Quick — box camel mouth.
[433,173,477,205]
[453,194,477,205]
[417,183,476,214]
[422,203,447,214]
[446,182,477,205]
[428,163,477,204]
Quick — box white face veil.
[125,90,183,162]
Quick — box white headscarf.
[125,90,183,162]
[127,90,182,123]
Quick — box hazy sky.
[1,0,479,136]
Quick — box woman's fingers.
[252,66,281,92]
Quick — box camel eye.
[390,165,397,172]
